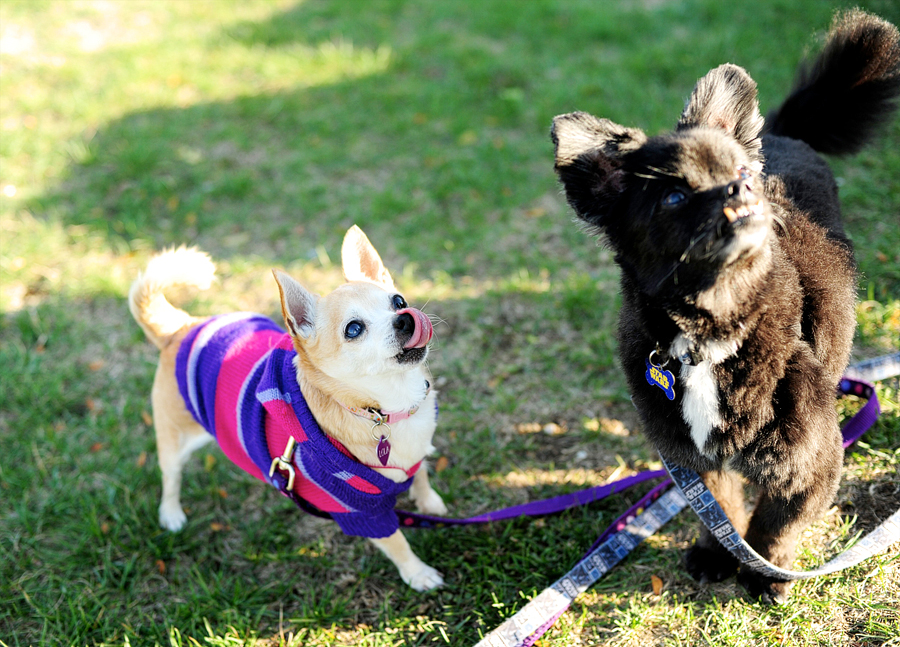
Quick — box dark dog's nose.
[726,179,753,202]
[394,312,415,336]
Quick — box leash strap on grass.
[395,469,666,528]
[279,464,668,528]
[473,486,687,647]
[662,377,899,582]
[842,351,900,382]
[473,374,889,646]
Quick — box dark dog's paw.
[737,569,792,605]
[684,544,739,583]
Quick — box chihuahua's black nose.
[394,312,415,336]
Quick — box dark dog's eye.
[391,294,407,310]
[661,190,687,207]
[345,321,365,339]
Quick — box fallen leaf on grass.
[89,442,104,453]
[156,559,166,575]
[136,451,147,468]
[435,456,449,472]
[141,410,153,426]
[651,574,664,595]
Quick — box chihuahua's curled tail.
[766,9,900,155]
[128,247,215,349]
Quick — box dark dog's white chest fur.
[671,334,739,457]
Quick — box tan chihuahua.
[129,226,448,591]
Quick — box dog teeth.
[724,200,764,223]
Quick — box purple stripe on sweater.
[184,313,260,433]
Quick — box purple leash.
[395,469,666,528]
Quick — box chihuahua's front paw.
[414,488,448,516]
[404,562,444,592]
[159,502,187,531]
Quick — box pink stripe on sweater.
[264,399,355,513]
[214,329,284,481]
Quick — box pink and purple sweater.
[175,313,418,538]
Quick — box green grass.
[1,1,898,645]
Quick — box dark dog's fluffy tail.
[766,9,900,155]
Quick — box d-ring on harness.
[268,436,297,491]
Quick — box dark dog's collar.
[653,342,703,366]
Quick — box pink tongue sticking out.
[398,308,433,349]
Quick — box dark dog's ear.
[677,64,764,166]
[551,112,646,225]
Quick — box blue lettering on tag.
[645,358,676,400]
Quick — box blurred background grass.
[1,1,898,645]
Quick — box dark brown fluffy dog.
[551,10,900,603]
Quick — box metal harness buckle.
[268,436,297,491]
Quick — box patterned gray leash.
[474,487,688,647]
[662,458,900,580]
[473,369,894,646]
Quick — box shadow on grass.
[0,288,656,645]
[29,0,594,283]
[7,0,900,643]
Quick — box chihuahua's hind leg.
[369,530,444,591]
[156,416,212,531]
[152,350,213,531]
[408,463,448,516]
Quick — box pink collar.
[338,380,431,425]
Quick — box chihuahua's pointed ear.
[341,225,395,289]
[272,270,318,339]
[678,64,764,167]
[551,112,646,227]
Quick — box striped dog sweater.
[175,313,419,539]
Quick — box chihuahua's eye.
[391,294,407,310]
[661,190,687,207]
[344,321,365,339]
[737,166,751,180]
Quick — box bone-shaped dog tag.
[645,357,676,400]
